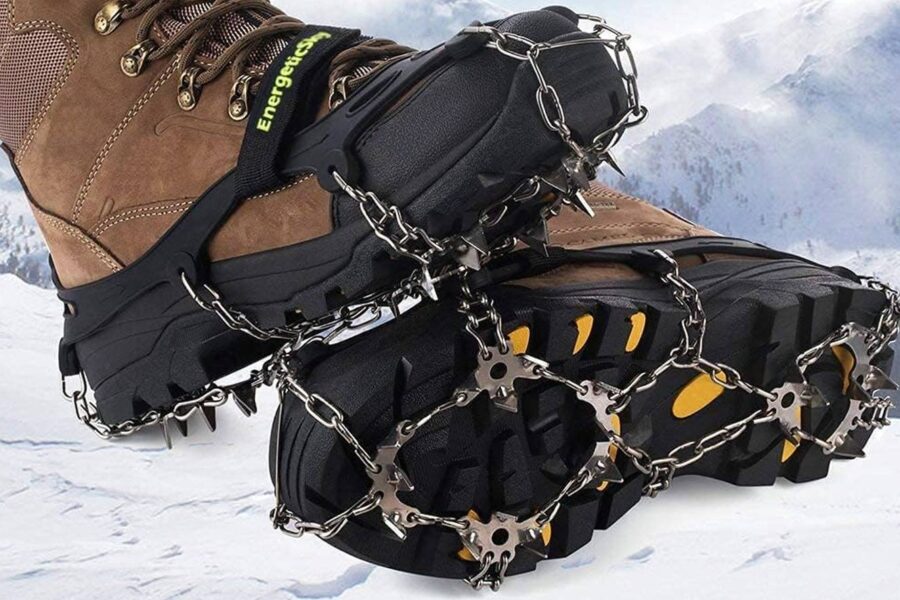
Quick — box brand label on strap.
[255,31,335,134]
[236,25,362,200]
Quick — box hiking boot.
[270,183,898,588]
[0,2,641,432]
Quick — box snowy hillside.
[606,0,900,257]
[281,0,508,48]
[628,0,895,141]
[0,274,898,599]
[0,163,49,287]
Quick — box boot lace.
[97,0,411,119]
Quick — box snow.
[1,278,899,599]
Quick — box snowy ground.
[1,274,899,599]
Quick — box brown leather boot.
[271,182,898,587]
[0,2,642,430]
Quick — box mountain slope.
[629,0,895,141]
[0,163,49,287]
[606,0,900,252]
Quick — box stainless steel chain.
[266,250,900,591]
[62,371,235,449]
[463,15,648,191]
[59,12,645,443]
[329,14,649,266]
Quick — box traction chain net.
[57,15,898,591]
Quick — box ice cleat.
[269,183,898,588]
[0,2,643,435]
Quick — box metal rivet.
[95,1,126,35]
[120,40,154,77]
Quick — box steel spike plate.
[520,218,550,257]
[469,349,547,413]
[768,382,813,436]
[368,424,419,540]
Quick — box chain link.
[62,371,232,447]
[60,12,645,447]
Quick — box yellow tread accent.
[598,414,622,491]
[572,315,594,354]
[672,371,728,419]
[832,345,855,394]
[781,407,803,463]
[626,312,646,352]
[781,440,799,463]
[509,326,531,356]
[541,523,552,546]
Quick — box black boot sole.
[54,9,632,425]
[270,255,893,581]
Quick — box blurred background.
[1,2,898,599]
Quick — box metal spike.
[492,387,519,413]
[521,544,549,560]
[585,452,625,488]
[601,151,626,177]
[805,385,830,409]
[462,226,490,255]
[833,435,867,459]
[420,268,439,302]
[456,245,484,270]
[541,170,569,195]
[200,405,217,432]
[385,463,415,494]
[563,155,593,191]
[381,512,409,540]
[572,190,596,218]
[161,419,174,450]
[173,417,189,438]
[521,219,550,257]
[865,365,898,391]
[232,386,258,417]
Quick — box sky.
[283,0,785,48]
[499,0,783,45]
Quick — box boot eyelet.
[228,74,254,121]
[95,1,128,36]
[178,67,203,111]
[121,40,155,76]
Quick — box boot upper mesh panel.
[0,29,69,153]
[160,4,288,74]
[0,1,9,52]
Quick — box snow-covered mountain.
[629,0,895,141]
[0,273,897,599]
[282,0,508,48]
[606,0,900,255]
[0,163,49,287]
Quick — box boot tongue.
[153,3,290,75]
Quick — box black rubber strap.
[236,25,362,199]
